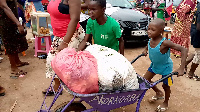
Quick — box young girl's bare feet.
[149,92,164,103]
[156,102,168,112]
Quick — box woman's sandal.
[10,70,27,79]
[193,75,200,81]
[148,96,164,103]
[186,74,200,81]
[156,105,168,112]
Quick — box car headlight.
[121,27,124,33]
[116,20,124,33]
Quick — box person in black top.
[186,2,200,81]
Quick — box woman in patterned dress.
[171,0,197,57]
[0,0,29,76]
[43,0,85,95]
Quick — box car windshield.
[107,0,133,9]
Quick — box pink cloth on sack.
[51,48,99,94]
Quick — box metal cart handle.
[130,53,146,64]
[151,72,179,87]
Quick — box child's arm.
[163,40,188,76]
[118,37,124,56]
[77,34,93,51]
[142,46,148,56]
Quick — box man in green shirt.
[77,0,124,55]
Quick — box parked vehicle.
[106,0,150,44]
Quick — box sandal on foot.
[10,70,27,79]
[193,75,200,81]
[156,105,168,112]
[186,74,200,81]
[186,74,193,79]
[149,96,164,103]
[16,62,29,67]
[42,88,62,96]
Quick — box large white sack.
[85,44,139,92]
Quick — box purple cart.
[38,54,178,112]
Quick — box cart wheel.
[54,101,86,112]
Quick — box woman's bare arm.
[77,34,92,51]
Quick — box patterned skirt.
[46,27,85,78]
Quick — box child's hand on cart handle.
[142,52,148,56]
[142,50,148,56]
[173,67,184,77]
[142,46,148,56]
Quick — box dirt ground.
[0,27,200,112]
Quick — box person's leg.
[156,76,173,111]
[8,53,27,75]
[54,78,61,91]
[188,63,199,76]
[162,84,170,108]
[14,53,29,67]
[188,48,200,80]
[8,53,18,72]
[184,53,195,74]
[144,70,164,98]
[43,36,62,95]
[185,53,195,66]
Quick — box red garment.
[47,0,80,38]
[41,0,49,4]
[171,0,197,56]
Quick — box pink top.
[47,0,80,38]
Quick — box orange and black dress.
[0,0,28,55]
